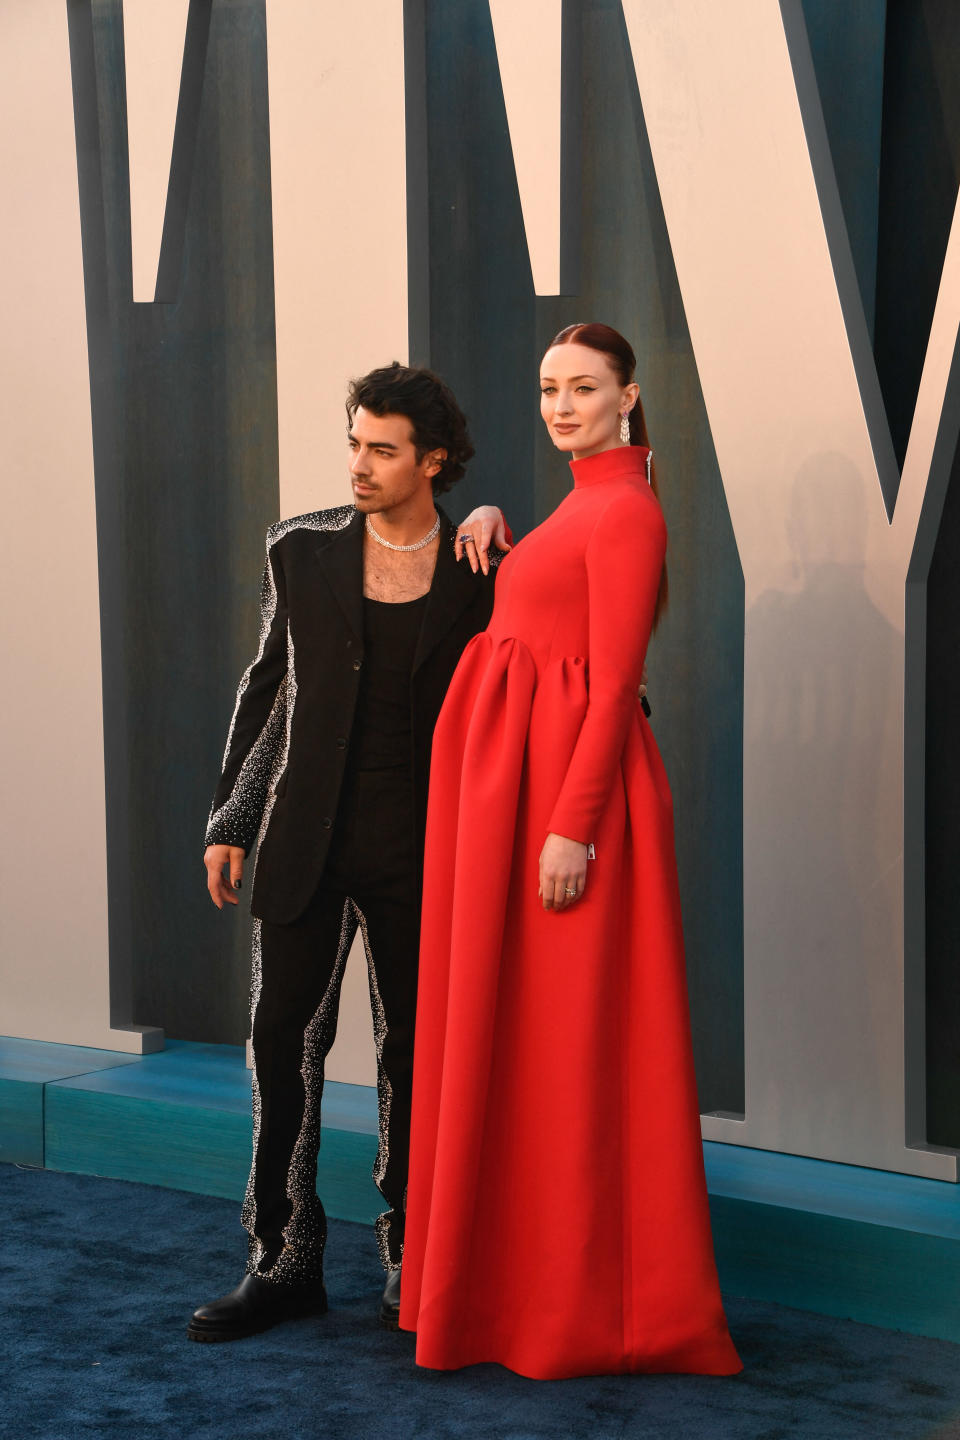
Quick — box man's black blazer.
[205,504,498,925]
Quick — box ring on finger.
[564,886,578,897]
[458,534,476,544]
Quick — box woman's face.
[539,343,638,459]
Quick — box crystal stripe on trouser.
[355,908,399,1271]
[243,898,359,1282]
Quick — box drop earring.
[619,411,631,445]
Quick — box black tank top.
[346,593,429,772]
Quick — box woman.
[399,323,741,1380]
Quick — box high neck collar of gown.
[569,445,651,489]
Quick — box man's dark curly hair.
[345,362,475,495]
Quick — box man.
[187,363,510,1343]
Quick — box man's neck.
[362,525,441,602]
[367,494,438,549]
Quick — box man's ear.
[425,447,447,477]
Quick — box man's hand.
[538,833,588,912]
[205,844,245,909]
[455,505,512,575]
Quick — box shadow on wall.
[746,453,900,1107]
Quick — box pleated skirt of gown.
[400,632,741,1380]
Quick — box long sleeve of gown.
[546,488,666,844]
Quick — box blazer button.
[352,659,362,671]
[321,816,332,829]
[336,738,347,749]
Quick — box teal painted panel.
[0,1078,43,1166]
[316,1128,381,1225]
[710,1194,960,1344]
[0,1035,140,1083]
[800,0,886,340]
[42,1039,380,1221]
[323,1080,378,1136]
[0,1035,144,1170]
[46,1040,379,1135]
[44,1083,382,1224]
[49,1039,250,1113]
[66,1,279,1049]
[45,1087,251,1202]
[704,1140,960,1240]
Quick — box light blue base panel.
[9,1035,960,1342]
[0,1036,142,1167]
[44,1087,252,1201]
[710,1194,960,1344]
[0,1079,44,1166]
[703,1140,960,1343]
[704,1140,960,1239]
[40,1039,382,1224]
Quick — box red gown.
[399,445,741,1380]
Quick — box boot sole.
[186,1293,328,1343]
[378,1306,400,1332]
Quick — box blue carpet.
[3,1164,960,1440]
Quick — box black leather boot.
[379,1266,401,1330]
[187,1271,328,1343]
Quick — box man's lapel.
[316,509,364,642]
[413,509,484,675]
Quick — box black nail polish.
[234,879,242,890]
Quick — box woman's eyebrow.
[540,374,600,382]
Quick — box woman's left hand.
[455,505,512,574]
[539,833,588,911]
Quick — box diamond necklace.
[365,510,441,552]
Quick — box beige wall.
[265,0,409,1085]
[124,0,191,302]
[489,0,563,295]
[266,0,409,522]
[622,0,960,1177]
[0,2,152,1053]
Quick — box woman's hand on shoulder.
[539,833,588,911]
[455,505,512,575]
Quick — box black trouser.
[243,768,420,1280]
